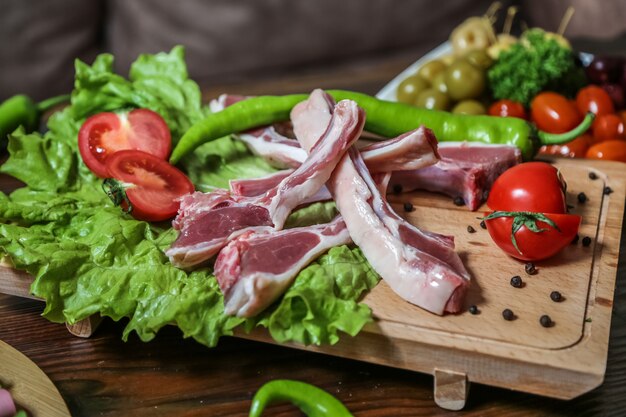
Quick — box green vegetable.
[171,90,595,162]
[0,94,69,153]
[0,47,379,348]
[488,28,587,107]
[249,380,353,417]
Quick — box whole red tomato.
[592,113,625,142]
[485,213,581,261]
[585,140,626,162]
[576,85,615,116]
[488,99,527,119]
[531,92,582,134]
[487,162,567,213]
[538,134,592,158]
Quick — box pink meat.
[166,99,364,269]
[291,89,469,315]
[390,142,521,210]
[214,217,351,317]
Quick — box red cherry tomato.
[531,92,582,134]
[585,140,626,162]
[576,85,615,116]
[488,99,527,119]
[538,134,592,158]
[105,150,194,221]
[592,113,625,142]
[486,162,567,214]
[485,213,582,261]
[78,109,171,178]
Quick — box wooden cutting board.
[0,339,70,416]
[0,156,623,410]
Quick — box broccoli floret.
[488,29,585,107]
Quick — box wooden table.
[1,53,626,417]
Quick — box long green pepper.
[169,89,594,164]
[249,379,354,417]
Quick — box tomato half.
[78,109,171,178]
[585,140,626,162]
[105,150,194,221]
[531,92,582,134]
[592,113,625,142]
[576,85,615,116]
[485,213,582,261]
[488,99,527,119]
[486,162,567,213]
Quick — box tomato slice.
[105,150,194,222]
[486,162,568,214]
[485,213,582,261]
[78,109,171,178]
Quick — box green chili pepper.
[249,379,353,417]
[169,90,595,164]
[0,94,70,152]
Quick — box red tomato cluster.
[78,109,194,221]
[484,162,581,262]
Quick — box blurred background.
[1,0,625,101]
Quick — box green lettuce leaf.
[0,46,379,348]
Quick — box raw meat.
[291,89,469,314]
[215,217,351,317]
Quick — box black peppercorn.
[392,184,403,194]
[588,172,597,180]
[525,262,536,275]
[550,291,563,302]
[510,275,523,288]
[403,202,414,212]
[603,186,613,195]
[577,192,587,203]
[502,309,515,321]
[453,196,465,206]
[540,315,553,328]
[479,220,486,229]
[468,305,479,315]
[467,225,476,233]
[571,234,579,245]
[582,236,592,247]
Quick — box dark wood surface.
[1,54,626,417]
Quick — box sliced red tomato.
[78,109,171,178]
[105,150,194,222]
[486,162,567,214]
[485,213,582,261]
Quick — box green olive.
[431,72,448,95]
[415,88,450,111]
[417,60,447,84]
[444,59,486,101]
[451,99,486,115]
[396,75,430,104]
[464,49,493,69]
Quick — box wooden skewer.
[558,6,575,36]
[503,6,518,36]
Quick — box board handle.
[434,369,469,410]
[66,315,103,338]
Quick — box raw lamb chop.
[214,217,351,317]
[390,142,521,210]
[166,99,364,268]
[291,89,469,314]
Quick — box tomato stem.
[536,112,595,145]
[102,178,133,214]
[483,211,561,254]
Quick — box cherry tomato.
[585,140,626,162]
[488,99,527,119]
[531,92,582,134]
[105,150,194,221]
[538,134,593,158]
[487,162,567,214]
[619,109,626,125]
[485,213,582,261]
[576,85,615,116]
[592,113,625,142]
[78,109,171,178]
